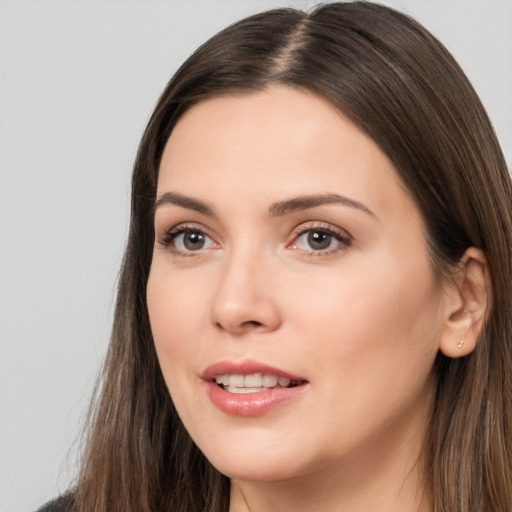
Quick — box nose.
[210,249,282,335]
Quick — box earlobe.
[438,247,491,359]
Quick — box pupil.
[308,231,331,250]
[184,232,205,250]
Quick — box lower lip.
[206,381,308,417]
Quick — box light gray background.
[1,1,511,511]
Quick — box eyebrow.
[154,191,375,218]
[269,193,376,218]
[154,192,216,217]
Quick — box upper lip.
[201,359,307,383]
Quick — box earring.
[457,339,464,349]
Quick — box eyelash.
[289,222,352,256]
[157,223,217,256]
[156,222,352,257]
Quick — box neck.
[230,464,430,512]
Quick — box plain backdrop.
[1,1,511,511]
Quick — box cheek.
[146,268,209,375]
[289,252,443,375]
[281,256,442,455]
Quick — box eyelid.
[155,220,352,256]
[156,222,219,253]
[287,221,353,253]
[290,221,352,240]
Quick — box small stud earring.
[457,339,464,349]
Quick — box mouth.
[202,360,309,415]
[214,373,305,394]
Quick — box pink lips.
[202,360,309,417]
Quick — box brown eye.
[182,232,206,250]
[291,226,352,254]
[167,230,215,253]
[307,231,332,250]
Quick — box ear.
[439,247,491,358]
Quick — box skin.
[146,86,472,512]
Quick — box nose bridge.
[210,238,280,333]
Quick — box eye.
[297,231,335,251]
[158,226,217,254]
[175,231,214,251]
[289,224,352,255]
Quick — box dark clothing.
[36,494,73,512]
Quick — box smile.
[214,373,303,393]
[202,361,309,416]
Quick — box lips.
[202,360,309,416]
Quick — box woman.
[39,2,512,511]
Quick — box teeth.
[214,373,298,392]
[214,375,229,385]
[229,374,245,387]
[244,373,262,387]
[262,374,278,387]
[225,386,267,394]
[278,377,291,387]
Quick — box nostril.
[240,320,266,330]
[215,319,265,332]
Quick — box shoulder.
[36,493,74,512]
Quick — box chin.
[211,457,302,483]
[198,437,314,483]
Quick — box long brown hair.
[71,3,512,511]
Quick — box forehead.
[158,86,413,220]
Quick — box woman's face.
[147,86,448,484]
